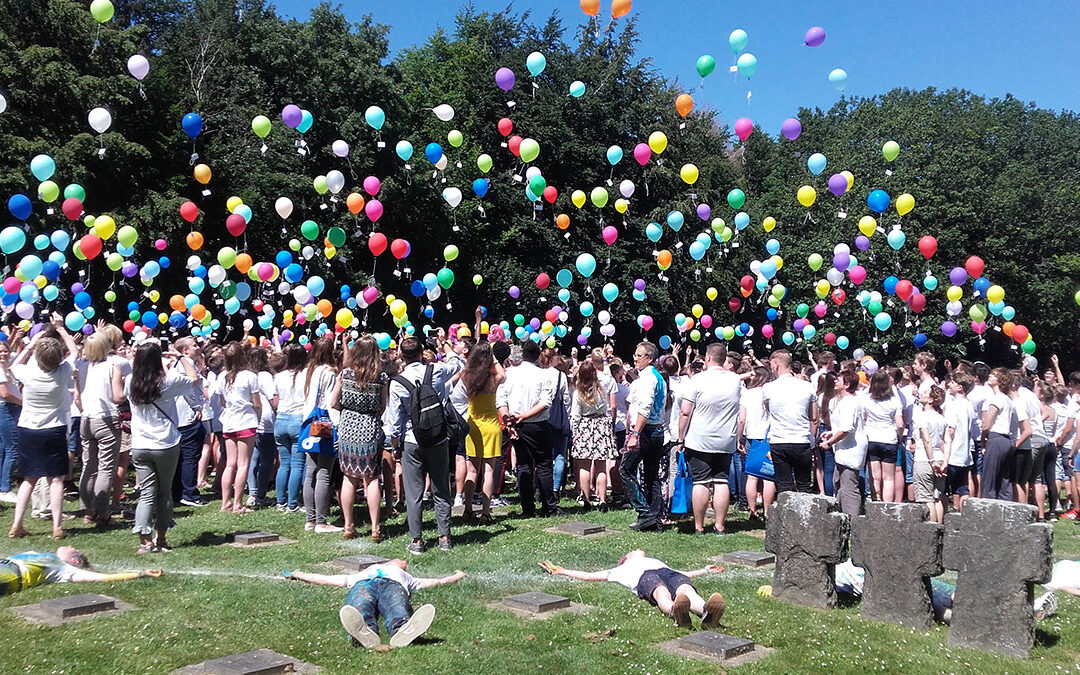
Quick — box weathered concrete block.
[764,492,849,609]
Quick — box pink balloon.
[362,176,381,196]
[365,199,383,222]
[699,315,712,329]
[814,302,827,318]
[3,277,20,294]
[362,286,379,305]
[257,262,274,281]
[761,324,774,339]
[602,226,618,245]
[633,143,651,166]
[848,265,866,285]
[734,117,753,141]
[640,315,653,331]
[154,238,167,250]
[972,321,986,335]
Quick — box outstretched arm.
[538,561,608,581]
[416,571,467,589]
[70,569,162,583]
[284,571,351,587]
[680,564,724,579]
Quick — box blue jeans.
[274,414,304,507]
[620,424,665,521]
[247,431,277,499]
[818,449,835,496]
[0,402,21,492]
[344,578,412,637]
[729,451,747,507]
[174,422,206,502]
[552,433,569,493]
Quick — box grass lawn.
[3,493,1080,674]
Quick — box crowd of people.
[1,309,1078,557]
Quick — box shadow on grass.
[1036,628,1060,648]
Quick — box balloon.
[519,138,540,163]
[442,187,462,208]
[842,171,855,191]
[736,53,757,79]
[675,163,699,186]
[734,117,753,141]
[896,193,915,216]
[807,253,823,271]
[575,253,597,279]
[365,199,383,222]
[917,235,937,259]
[437,267,455,289]
[0,226,25,255]
[425,142,444,165]
[30,154,55,182]
[965,256,985,279]
[193,163,211,184]
[666,211,684,231]
[874,312,892,331]
[886,228,906,251]
[181,112,203,139]
[648,131,667,154]
[729,29,748,53]
[580,0,599,15]
[688,241,706,261]
[826,173,848,196]
[828,68,848,90]
[807,152,827,176]
[601,226,618,245]
[611,0,632,18]
[696,54,716,79]
[90,0,114,22]
[797,185,816,207]
[297,109,313,133]
[390,239,410,259]
[79,235,103,260]
[601,283,619,303]
[495,67,516,91]
[526,51,547,77]
[88,107,112,134]
[882,140,900,162]
[645,222,662,242]
[606,145,623,166]
[250,114,271,138]
[849,265,867,285]
[361,105,385,131]
[432,104,455,122]
[804,26,826,47]
[780,118,802,141]
[867,189,890,213]
[590,187,608,208]
[986,284,1005,305]
[569,80,586,97]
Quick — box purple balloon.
[941,321,958,337]
[827,173,847,196]
[81,324,94,335]
[494,67,515,91]
[508,285,520,299]
[577,334,588,346]
[780,118,802,141]
[804,26,826,47]
[70,282,85,294]
[529,317,541,330]
[696,203,711,221]
[121,261,138,277]
[832,252,850,270]
[854,235,870,251]
[949,267,968,286]
[551,306,562,315]
[281,104,302,129]
[793,318,807,332]
[633,278,646,291]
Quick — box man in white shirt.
[913,352,938,397]
[943,373,977,511]
[170,337,208,507]
[677,344,741,535]
[762,350,818,493]
[621,342,668,531]
[496,340,560,517]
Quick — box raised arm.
[70,569,162,583]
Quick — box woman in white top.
[245,348,278,507]
[273,344,308,511]
[125,341,198,553]
[7,316,79,540]
[1035,382,1060,520]
[821,371,865,517]
[860,371,905,503]
[980,368,1020,501]
[738,366,775,521]
[197,353,223,491]
[301,337,340,532]
[212,342,262,514]
[571,360,617,511]
[75,333,128,525]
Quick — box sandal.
[343,527,357,540]
[8,527,30,539]
[370,529,382,543]
[137,543,154,555]
[153,543,173,553]
[52,528,68,540]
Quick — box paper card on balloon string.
[393,270,401,277]
[533,203,543,211]
[377,142,386,149]
[215,299,223,305]
[453,226,460,232]
[606,179,613,186]
[98,148,106,159]
[507,101,516,107]
[513,175,522,182]
[456,161,462,168]
[403,268,411,275]
[441,178,447,184]
[446,302,452,310]
[837,211,847,218]
[501,142,507,148]
[729,65,738,73]
[679,123,686,129]
[330,196,338,203]
[885,170,893,176]
[319,204,328,210]
[564,232,570,239]
[706,267,713,273]
[46,208,54,215]
[675,242,683,248]
[190,153,199,165]
[202,190,211,197]
[905,322,912,328]
[834,312,840,318]
[732,242,739,248]
[994,326,1002,332]
[432,171,438,179]
[261,144,268,154]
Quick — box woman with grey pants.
[125,341,200,554]
[301,337,342,533]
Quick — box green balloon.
[301,220,319,241]
[472,274,482,285]
[104,290,116,302]
[447,129,463,147]
[590,186,609,208]
[808,253,823,271]
[65,184,86,202]
[219,281,236,299]
[727,189,746,210]
[444,245,459,262]
[327,226,346,247]
[437,267,455,289]
[514,313,525,326]
[117,225,137,248]
[969,304,986,322]
[710,218,726,234]
[38,181,59,203]
[289,238,301,252]
[1022,338,1036,355]
[868,300,883,316]
[477,153,493,174]
[696,54,716,78]
[217,247,236,268]
[128,310,140,321]
[796,303,809,318]
[528,174,546,195]
[313,175,328,195]
[90,0,114,23]
[251,115,271,138]
[882,140,900,162]
[722,326,735,340]
[106,252,123,271]
[720,226,733,242]
[519,138,540,163]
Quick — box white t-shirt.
[986,392,1015,436]
[256,371,276,433]
[172,360,205,427]
[968,384,992,421]
[664,375,686,444]
[830,395,865,469]
[944,397,976,467]
[344,563,421,596]
[10,358,74,429]
[682,368,741,453]
[77,355,131,419]
[125,371,196,449]
[762,374,816,445]
[302,364,337,420]
[859,392,903,444]
[913,408,946,463]
[1015,387,1046,448]
[213,370,260,433]
[273,370,306,417]
[201,370,220,421]
[740,386,768,440]
[0,358,23,405]
[604,556,668,592]
[1053,399,1078,446]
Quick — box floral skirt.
[571,416,617,461]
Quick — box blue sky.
[274,0,1078,133]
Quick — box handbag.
[670,449,692,514]
[298,378,337,455]
[547,374,572,438]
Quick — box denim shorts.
[866,441,897,464]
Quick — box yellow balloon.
[335,308,354,328]
[389,299,407,318]
[772,255,784,271]
[858,216,877,237]
[324,246,336,259]
[614,198,629,214]
[679,163,699,185]
[541,320,553,333]
[648,131,668,154]
[149,290,160,302]
[816,279,830,297]
[226,196,244,213]
[571,190,586,209]
[193,163,212,184]
[158,312,168,324]
[986,284,1005,304]
[706,287,718,301]
[762,216,776,232]
[841,170,854,191]
[34,275,47,289]
[946,285,963,303]
[692,304,703,318]
[895,193,915,216]
[385,294,396,305]
[797,185,816,207]
[93,215,116,240]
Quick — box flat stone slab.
[545,521,607,537]
[332,555,390,571]
[12,593,135,626]
[174,648,320,674]
[656,633,772,666]
[502,592,570,614]
[227,531,281,545]
[721,551,775,568]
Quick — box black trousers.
[515,421,556,514]
[770,443,814,494]
[172,422,206,502]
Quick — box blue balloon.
[884,276,899,295]
[734,211,750,230]
[117,243,134,257]
[395,141,413,161]
[766,308,778,321]
[1002,306,1016,321]
[973,277,991,296]
[43,285,58,302]
[765,238,780,255]
[425,143,444,164]
[51,230,70,251]
[306,276,325,296]
[127,301,139,312]
[181,112,203,139]
[340,284,351,301]
[666,211,684,231]
[169,312,186,328]
[284,263,303,283]
[410,280,425,297]
[579,301,594,317]
[193,265,207,278]
[760,259,778,279]
[658,335,672,350]
[645,222,663,242]
[556,268,573,288]
[472,178,489,197]
[159,256,171,269]
[913,332,928,348]
[867,189,890,214]
[224,297,241,315]
[41,260,61,281]
[235,282,252,301]
[8,193,32,220]
[275,251,293,268]
[188,277,205,294]
[688,241,706,261]
[19,284,38,303]
[836,336,849,350]
[423,306,434,318]
[34,234,49,250]
[423,273,438,290]
[141,310,159,327]
[806,152,827,176]
[557,288,571,303]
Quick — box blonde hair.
[98,324,123,350]
[35,338,64,372]
[82,334,110,363]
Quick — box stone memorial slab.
[227,531,281,545]
[943,498,1053,658]
[764,492,850,609]
[332,555,390,571]
[851,502,942,628]
[553,521,605,536]
[174,649,320,675]
[502,592,571,614]
[721,551,775,567]
[40,593,116,619]
[677,632,755,659]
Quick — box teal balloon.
[365,106,386,130]
[806,152,827,176]
[729,29,748,53]
[556,268,573,287]
[50,230,70,251]
[632,289,646,301]
[765,238,780,255]
[33,234,49,250]
[602,283,619,303]
[0,226,26,254]
[645,222,662,242]
[734,212,750,230]
[923,275,938,291]
[736,52,758,79]
[19,254,42,278]
[395,140,413,161]
[1002,305,1016,321]
[606,146,623,166]
[30,155,56,182]
[526,52,547,77]
[49,251,66,266]
[988,301,1005,316]
[803,325,816,340]
[569,80,586,97]
[836,335,849,350]
[874,312,893,331]
[760,259,777,279]
[43,285,59,301]
[297,110,314,133]
[688,241,706,261]
[224,297,241,315]
[234,204,253,223]
[65,312,85,332]
[557,288,570,303]
[886,229,906,251]
[579,301,593,317]
[666,211,684,231]
[782,331,795,345]
[575,253,596,278]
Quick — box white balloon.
[600,324,616,337]
[426,285,442,301]
[863,358,879,375]
[432,104,455,121]
[558,311,569,323]
[597,310,611,325]
[749,259,761,275]
[302,246,314,260]
[292,286,311,304]
[833,242,850,255]
[619,180,635,198]
[853,348,866,360]
[325,170,345,195]
[946,300,962,316]
[185,255,202,271]
[207,264,226,286]
[826,268,844,286]
[435,155,448,171]
[442,187,462,209]
[525,166,542,179]
[243,319,254,331]
[277,281,291,295]
[356,296,369,310]
[275,197,293,220]
[88,107,112,134]
[332,139,350,157]
[0,92,7,115]
[126,55,149,81]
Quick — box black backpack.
[547,373,571,438]
[393,364,465,448]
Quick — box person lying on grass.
[284,560,466,649]
[0,546,162,595]
[539,549,725,629]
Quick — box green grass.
[3,495,1080,674]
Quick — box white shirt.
[604,556,668,592]
[344,563,421,596]
[681,368,741,453]
[449,379,469,418]
[944,397,976,467]
[0,358,23,405]
[986,392,1015,436]
[125,371,196,449]
[171,359,204,427]
[969,384,993,420]
[77,355,131,419]
[273,370,306,417]
[388,358,463,444]
[201,370,221,421]
[740,386,768,440]
[496,361,555,422]
[571,388,609,418]
[1015,387,1046,448]
[762,373,816,444]
[626,366,667,426]
[830,395,865,469]
[256,371,276,433]
[11,358,73,429]
[913,408,946,463]
[664,375,687,444]
[212,370,260,433]
[859,392,903,444]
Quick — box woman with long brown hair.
[980,368,1022,500]
[571,360,617,511]
[302,337,340,532]
[461,342,505,522]
[739,365,775,521]
[211,342,262,514]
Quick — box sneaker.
[1034,591,1058,621]
[339,605,381,649]
[389,604,436,648]
[1064,509,1078,520]
[701,593,726,630]
[671,593,692,628]
[575,493,585,506]
[490,497,510,508]
[245,495,257,507]
[286,505,303,514]
[275,503,287,512]
[256,497,275,507]
[438,537,453,551]
[422,491,433,505]
[407,540,425,556]
[315,524,344,533]
[453,493,464,508]
[0,491,16,504]
[305,522,316,531]
[180,498,209,507]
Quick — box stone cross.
[764,492,850,609]
[851,502,943,628]
[942,498,1053,658]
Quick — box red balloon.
[123,319,136,333]
[545,309,558,323]
[61,197,83,221]
[497,117,513,137]
[225,213,246,237]
[917,235,937,259]
[390,238,410,259]
[910,293,927,313]
[965,255,985,279]
[1012,325,1029,344]
[508,135,522,157]
[824,332,837,345]
[179,201,199,223]
[79,234,103,259]
[728,297,741,313]
[739,275,754,291]
[831,288,846,306]
[895,279,913,302]
[368,232,387,257]
[535,272,550,290]
[542,186,558,204]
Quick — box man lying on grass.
[284,560,466,648]
[539,549,725,629]
[0,546,162,595]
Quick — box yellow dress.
[466,393,502,459]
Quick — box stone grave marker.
[40,593,116,619]
[502,592,570,614]
[851,502,943,628]
[676,632,755,659]
[721,551,775,568]
[553,521,605,536]
[943,498,1053,658]
[764,492,850,609]
[332,555,390,571]
[227,531,280,545]
[174,648,320,674]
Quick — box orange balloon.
[190,304,207,320]
[611,0,631,18]
[657,249,672,269]
[283,315,293,327]
[169,295,186,312]
[316,299,333,317]
[186,231,204,250]
[294,304,302,315]
[193,164,211,185]
[234,253,253,274]
[740,287,752,298]
[675,93,693,117]
[683,317,694,331]
[1002,321,1015,337]
[556,213,570,230]
[580,0,599,15]
[247,336,257,345]
[346,192,365,215]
